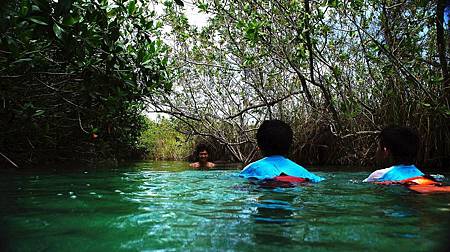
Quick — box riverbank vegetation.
[1,0,171,168]
[138,117,193,160]
[1,0,449,169]
[150,0,450,168]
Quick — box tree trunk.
[436,0,449,103]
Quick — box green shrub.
[139,117,193,160]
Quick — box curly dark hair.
[256,120,293,156]
[195,143,209,155]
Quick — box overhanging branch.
[226,91,300,119]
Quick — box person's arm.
[189,162,200,168]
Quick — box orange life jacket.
[376,176,450,194]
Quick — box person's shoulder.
[387,164,424,178]
[273,156,307,170]
[239,157,281,179]
[241,157,271,172]
[400,164,422,171]
[245,157,268,166]
[242,160,258,171]
[363,167,393,182]
[411,165,424,174]
[376,167,394,173]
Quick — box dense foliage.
[138,117,193,160]
[1,0,448,168]
[150,0,449,167]
[0,0,170,168]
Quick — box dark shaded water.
[1,161,449,251]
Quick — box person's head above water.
[195,143,210,163]
[189,143,215,169]
[256,119,293,157]
[378,126,419,165]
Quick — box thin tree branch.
[226,91,300,119]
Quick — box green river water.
[1,161,449,251]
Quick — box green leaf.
[174,0,184,7]
[31,5,41,12]
[236,20,245,29]
[163,1,173,7]
[339,53,349,61]
[328,0,339,7]
[162,55,168,66]
[19,5,29,17]
[28,16,48,26]
[156,39,162,49]
[417,0,429,7]
[164,81,172,91]
[197,1,208,12]
[12,58,33,64]
[149,41,156,54]
[127,0,136,15]
[145,20,154,29]
[350,0,363,9]
[62,14,80,26]
[156,20,163,29]
[34,110,45,116]
[317,9,325,19]
[53,23,64,40]
[32,0,50,11]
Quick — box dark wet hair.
[256,120,293,156]
[379,126,419,164]
[195,143,209,155]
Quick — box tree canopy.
[1,0,170,167]
[149,0,449,166]
[1,0,449,168]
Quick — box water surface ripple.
[1,161,449,251]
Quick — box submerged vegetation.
[0,0,449,168]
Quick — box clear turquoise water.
[1,161,449,252]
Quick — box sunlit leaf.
[28,16,48,25]
[31,0,50,11]
[328,0,339,7]
[53,23,64,40]
[128,0,136,15]
[31,5,41,12]
[197,1,208,12]
[12,58,33,64]
[34,110,45,116]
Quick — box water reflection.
[1,163,450,252]
[246,188,301,249]
[380,191,450,249]
[253,194,298,223]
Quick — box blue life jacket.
[239,155,324,183]
[378,165,424,181]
